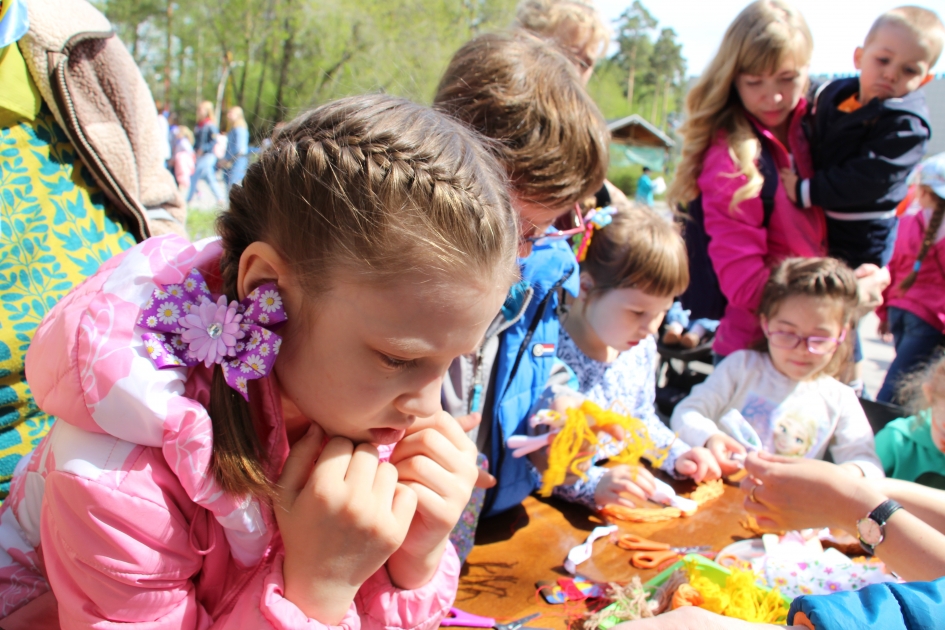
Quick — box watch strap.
[868,499,903,526]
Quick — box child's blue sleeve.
[788,579,945,630]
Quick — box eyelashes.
[379,353,418,370]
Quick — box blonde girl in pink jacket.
[668,0,827,370]
[0,94,518,629]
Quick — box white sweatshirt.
[670,350,883,478]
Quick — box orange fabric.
[837,93,863,113]
[792,611,816,629]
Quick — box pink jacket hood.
[26,235,271,565]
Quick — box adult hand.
[853,264,890,311]
[594,464,657,507]
[275,423,417,624]
[675,446,723,483]
[779,168,799,204]
[705,434,747,477]
[387,410,481,589]
[740,452,883,532]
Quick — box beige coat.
[17,0,186,239]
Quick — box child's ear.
[578,271,595,297]
[853,47,864,70]
[237,242,290,301]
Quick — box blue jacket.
[483,239,579,517]
[789,579,945,630]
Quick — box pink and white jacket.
[878,203,945,333]
[699,103,828,357]
[0,234,460,628]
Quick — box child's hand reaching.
[386,410,481,590]
[594,464,656,507]
[705,433,747,476]
[780,168,799,203]
[275,424,418,624]
[674,446,722,482]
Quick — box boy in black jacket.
[782,6,942,269]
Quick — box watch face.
[857,517,883,545]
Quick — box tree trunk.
[662,80,672,130]
[627,45,637,109]
[274,19,295,123]
[251,41,271,128]
[164,1,173,105]
[650,76,661,123]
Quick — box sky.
[595,0,944,77]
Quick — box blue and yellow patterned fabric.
[0,42,135,497]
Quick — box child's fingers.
[389,429,473,481]
[475,469,497,489]
[390,483,419,535]
[612,478,648,502]
[276,423,325,497]
[675,458,698,477]
[311,436,356,486]
[453,412,481,434]
[343,443,381,487]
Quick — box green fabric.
[0,101,136,497]
[0,42,41,124]
[875,411,945,489]
[609,143,668,172]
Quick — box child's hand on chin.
[674,447,722,482]
[386,410,481,589]
[594,465,656,507]
[275,423,417,624]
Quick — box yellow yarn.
[539,400,669,497]
[683,559,788,624]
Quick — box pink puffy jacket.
[0,235,460,628]
[878,204,945,333]
[700,102,828,357]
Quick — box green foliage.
[607,1,686,130]
[606,163,643,198]
[93,0,518,139]
[186,208,220,241]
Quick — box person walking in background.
[877,153,945,404]
[223,106,249,189]
[172,126,196,193]
[636,166,655,207]
[186,100,225,205]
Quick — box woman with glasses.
[670,257,884,479]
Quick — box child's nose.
[395,376,443,419]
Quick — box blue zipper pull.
[470,383,483,414]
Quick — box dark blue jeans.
[877,307,945,404]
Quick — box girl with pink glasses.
[671,257,884,479]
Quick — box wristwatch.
[856,499,903,555]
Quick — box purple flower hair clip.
[137,268,287,400]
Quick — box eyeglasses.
[762,324,846,355]
[529,203,587,245]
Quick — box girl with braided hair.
[0,94,519,628]
[878,153,945,404]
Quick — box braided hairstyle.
[899,186,945,292]
[211,94,519,498]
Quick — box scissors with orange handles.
[629,547,715,570]
[615,533,672,551]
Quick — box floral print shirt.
[551,329,690,509]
